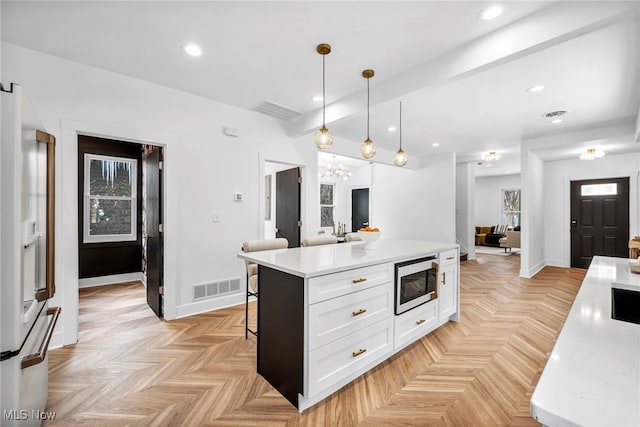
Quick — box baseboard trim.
[79,272,145,288]
[175,292,245,319]
[520,260,545,278]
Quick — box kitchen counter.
[530,256,640,427]
[238,238,459,411]
[237,238,457,278]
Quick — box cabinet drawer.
[308,263,393,304]
[309,283,393,351]
[307,317,393,397]
[439,249,458,266]
[394,299,438,349]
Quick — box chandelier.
[579,148,605,160]
[482,151,501,161]
[319,156,352,181]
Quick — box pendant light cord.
[399,101,402,150]
[322,54,326,128]
[366,78,370,140]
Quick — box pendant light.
[360,69,376,158]
[314,43,334,150]
[393,102,409,167]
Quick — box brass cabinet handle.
[446,256,455,260]
[442,271,446,285]
[21,307,61,369]
[352,348,367,357]
[352,308,367,316]
[416,319,426,325]
[352,278,367,284]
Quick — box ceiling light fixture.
[482,151,501,161]
[432,142,440,147]
[579,148,605,160]
[319,156,352,181]
[480,5,503,20]
[393,102,409,167]
[182,43,202,57]
[314,43,334,150]
[360,69,376,159]
[312,95,323,102]
[387,126,397,132]
[527,85,545,93]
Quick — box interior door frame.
[259,157,306,244]
[56,119,173,348]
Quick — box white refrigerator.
[1,83,60,426]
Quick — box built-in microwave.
[394,256,438,315]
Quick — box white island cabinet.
[238,239,459,411]
[530,256,640,427]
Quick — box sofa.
[500,230,521,252]
[476,225,511,247]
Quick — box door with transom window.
[570,177,629,268]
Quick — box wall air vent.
[193,277,242,301]
[251,100,301,121]
[541,110,568,118]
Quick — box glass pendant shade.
[361,138,376,158]
[394,148,408,167]
[314,126,334,150]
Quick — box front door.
[570,177,629,268]
[351,188,369,232]
[144,146,163,317]
[275,167,301,248]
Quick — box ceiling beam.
[287,1,638,138]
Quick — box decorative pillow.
[490,226,495,234]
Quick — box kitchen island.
[530,256,640,426]
[238,239,459,411]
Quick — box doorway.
[77,135,164,318]
[570,177,630,268]
[351,188,370,231]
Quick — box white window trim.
[83,153,137,243]
[501,188,521,227]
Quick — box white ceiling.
[3,1,639,176]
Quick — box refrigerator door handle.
[21,307,61,369]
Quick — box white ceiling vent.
[251,100,301,121]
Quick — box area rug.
[475,246,520,256]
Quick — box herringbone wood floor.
[45,254,584,426]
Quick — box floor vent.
[193,277,242,301]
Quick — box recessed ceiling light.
[182,43,202,57]
[432,142,440,147]
[527,85,545,93]
[551,118,563,124]
[480,5,503,20]
[387,126,397,132]
[312,95,323,102]
[486,163,493,167]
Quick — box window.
[320,183,335,228]
[502,188,520,227]
[84,154,137,243]
[581,183,617,196]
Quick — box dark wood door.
[570,177,629,268]
[351,188,370,231]
[145,147,163,317]
[275,167,300,248]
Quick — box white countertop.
[530,256,640,427]
[237,239,458,278]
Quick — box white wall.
[371,153,456,243]
[544,152,640,267]
[2,43,312,346]
[2,42,461,348]
[456,162,475,258]
[521,152,545,278]
[474,174,521,226]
